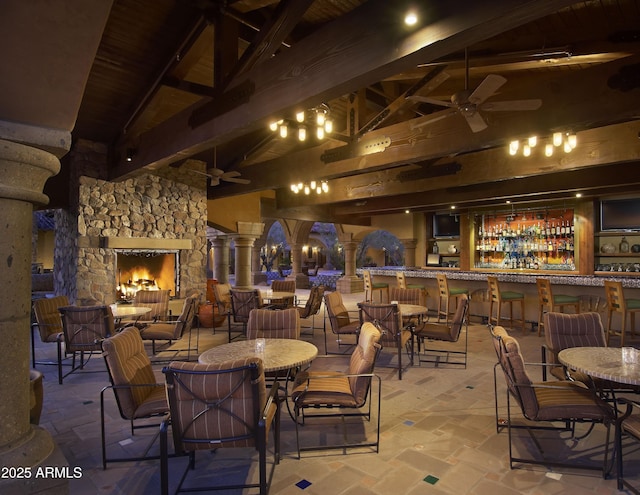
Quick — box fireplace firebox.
[116,250,179,300]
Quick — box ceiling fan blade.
[209,177,220,186]
[222,177,250,184]
[481,99,542,111]
[410,110,457,129]
[408,95,456,108]
[468,74,507,104]
[464,112,488,133]
[221,170,241,179]
[207,167,224,176]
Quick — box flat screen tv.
[433,214,460,238]
[600,198,640,231]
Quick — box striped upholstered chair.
[58,304,115,384]
[291,322,382,458]
[100,326,169,468]
[491,326,614,476]
[133,289,171,322]
[160,358,280,495]
[358,302,414,380]
[270,279,296,309]
[247,308,300,340]
[31,295,69,371]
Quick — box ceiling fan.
[189,148,250,186]
[408,50,542,133]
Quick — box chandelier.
[290,180,329,195]
[269,104,333,141]
[508,132,577,157]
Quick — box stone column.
[212,235,230,284]
[401,238,418,267]
[289,242,309,289]
[336,241,363,294]
[234,222,264,289]
[233,236,256,289]
[0,139,68,494]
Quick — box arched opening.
[357,230,404,267]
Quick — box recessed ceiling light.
[576,193,582,198]
[450,205,456,210]
[404,11,418,26]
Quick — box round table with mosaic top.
[198,338,318,373]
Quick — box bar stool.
[536,277,580,336]
[604,280,640,346]
[487,275,525,334]
[396,271,427,306]
[436,273,469,324]
[362,270,389,303]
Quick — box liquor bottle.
[556,222,561,236]
[561,221,566,235]
[570,218,574,234]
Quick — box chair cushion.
[449,287,469,296]
[33,295,69,341]
[626,298,640,310]
[101,327,165,419]
[624,414,640,439]
[553,294,580,304]
[533,381,613,421]
[501,291,524,300]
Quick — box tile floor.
[30,289,640,494]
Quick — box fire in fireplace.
[116,250,179,300]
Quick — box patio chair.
[616,398,640,494]
[269,279,296,309]
[541,311,640,394]
[31,295,69,370]
[414,294,468,368]
[491,325,614,476]
[323,291,360,354]
[541,311,607,382]
[229,289,263,341]
[294,285,324,335]
[358,301,414,379]
[58,304,115,384]
[246,308,300,340]
[160,358,280,495]
[212,282,232,316]
[291,321,382,458]
[133,289,171,322]
[138,296,198,359]
[100,327,169,469]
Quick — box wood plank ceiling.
[66,0,640,224]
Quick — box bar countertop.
[360,266,640,288]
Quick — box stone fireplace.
[53,163,208,304]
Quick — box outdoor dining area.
[27,271,640,495]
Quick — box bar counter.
[359,267,640,329]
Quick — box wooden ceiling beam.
[328,160,640,216]
[206,56,640,197]
[111,0,578,178]
[275,120,640,210]
[223,0,314,87]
